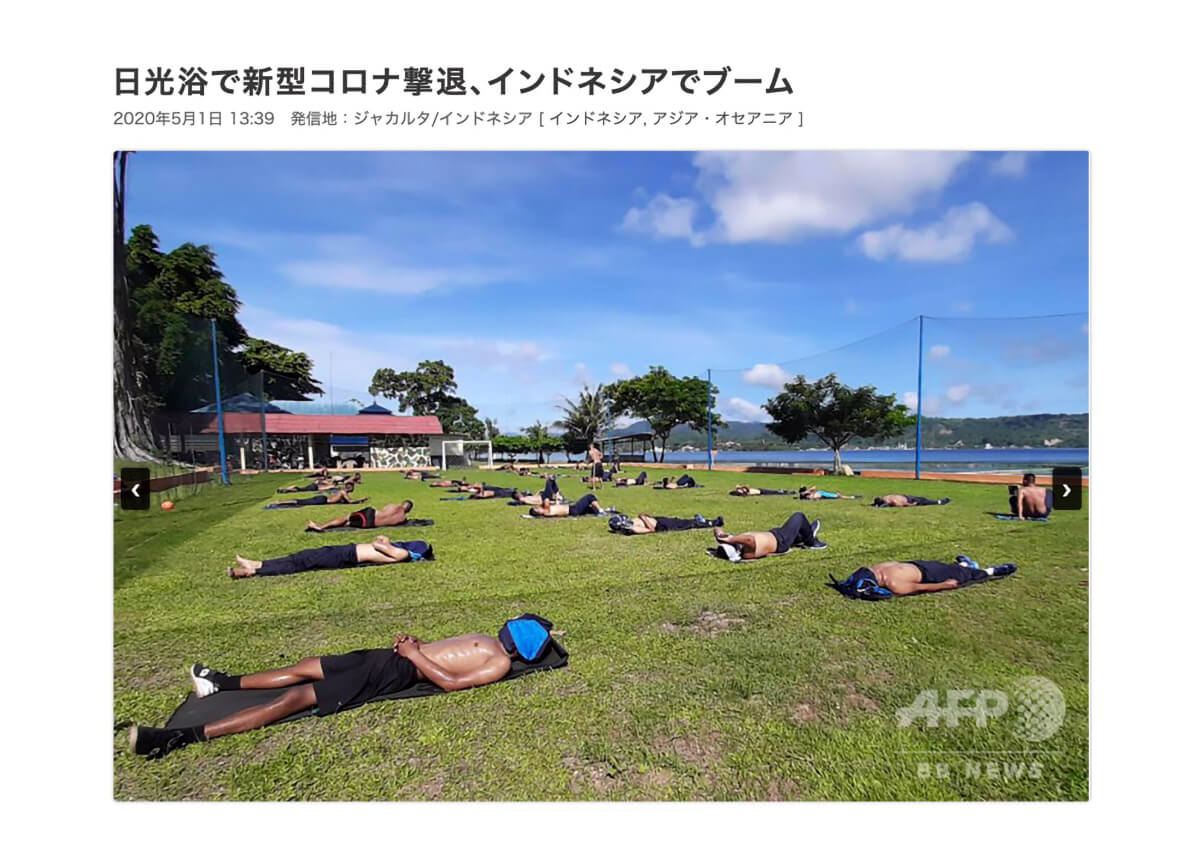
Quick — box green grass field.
[113,468,1088,800]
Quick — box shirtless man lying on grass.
[305,499,414,532]
[830,555,1017,599]
[712,512,827,561]
[266,482,367,508]
[128,624,517,759]
[872,494,950,507]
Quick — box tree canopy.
[605,366,722,461]
[763,373,912,472]
[556,384,610,458]
[521,420,561,465]
[370,360,484,437]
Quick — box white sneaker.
[190,663,221,697]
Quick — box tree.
[556,384,610,459]
[483,417,501,440]
[238,338,324,401]
[522,420,560,465]
[605,366,722,462]
[113,152,159,460]
[369,360,485,436]
[493,434,530,462]
[763,374,912,473]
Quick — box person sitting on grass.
[797,486,857,500]
[655,474,698,489]
[305,500,415,532]
[872,494,950,507]
[528,492,610,518]
[730,485,796,496]
[227,536,432,578]
[266,482,367,508]
[609,512,724,534]
[712,512,827,560]
[128,621,518,760]
[613,471,649,487]
[1010,473,1053,519]
[830,555,1017,599]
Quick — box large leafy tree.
[556,384,610,458]
[521,420,561,465]
[763,373,912,473]
[606,366,722,462]
[238,338,324,401]
[370,360,484,437]
[113,152,159,459]
[493,434,531,462]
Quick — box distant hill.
[610,413,1089,450]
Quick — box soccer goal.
[440,439,494,469]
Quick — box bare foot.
[235,555,261,570]
[713,527,731,542]
[305,520,320,531]
[228,566,254,579]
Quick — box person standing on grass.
[305,499,414,532]
[1011,473,1053,519]
[128,627,514,760]
[588,442,605,483]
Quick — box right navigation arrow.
[1062,483,1071,498]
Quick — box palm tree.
[484,417,500,440]
[556,384,610,460]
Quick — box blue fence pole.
[258,369,268,471]
[211,318,230,485]
[706,368,714,471]
[915,314,924,481]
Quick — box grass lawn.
[113,468,1088,800]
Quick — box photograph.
[113,149,1088,801]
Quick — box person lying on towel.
[227,536,432,578]
[730,485,795,496]
[305,499,414,532]
[428,478,470,488]
[1010,473,1053,519]
[872,494,950,507]
[712,512,827,561]
[829,555,1017,600]
[128,615,543,759]
[609,512,724,534]
[655,474,698,489]
[266,482,367,508]
[613,471,649,487]
[276,473,361,494]
[797,486,857,500]
[528,493,609,518]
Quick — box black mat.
[305,518,435,532]
[165,639,569,729]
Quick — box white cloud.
[279,260,518,295]
[929,344,951,359]
[610,362,633,378]
[946,384,971,403]
[857,202,1013,263]
[742,363,791,389]
[625,151,970,245]
[990,152,1029,177]
[619,193,702,244]
[726,397,771,423]
[903,391,920,411]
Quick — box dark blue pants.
[769,512,817,553]
[570,493,599,516]
[258,544,358,576]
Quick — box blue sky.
[126,151,1088,430]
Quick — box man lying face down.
[127,616,556,760]
[305,499,414,533]
[227,536,433,578]
[830,555,1017,599]
[712,512,827,561]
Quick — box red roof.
[192,413,443,436]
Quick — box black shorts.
[349,506,376,528]
[313,649,418,716]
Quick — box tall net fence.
[700,312,1087,476]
